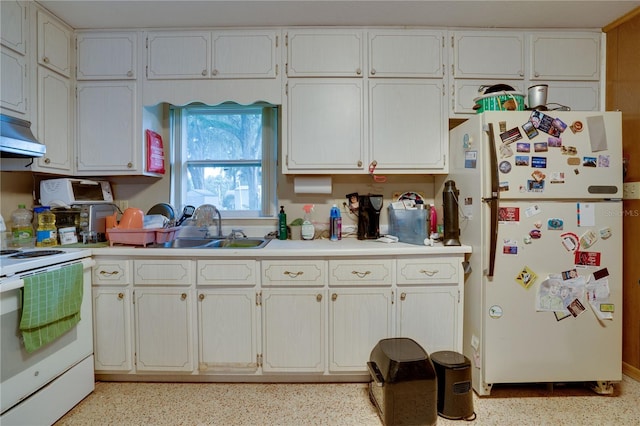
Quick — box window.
[171,103,278,218]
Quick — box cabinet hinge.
[443,154,447,166]
[451,64,454,76]
[285,63,288,76]
[256,291,262,306]
[146,65,148,79]
[285,33,288,47]
[145,37,148,49]
[451,34,454,49]
[458,289,461,303]
[391,290,394,305]
[276,64,279,76]
[276,35,279,48]
[442,64,445,77]
[285,81,288,96]
[257,353,263,367]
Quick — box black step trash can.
[430,350,475,420]
[367,337,437,426]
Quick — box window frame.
[170,103,278,219]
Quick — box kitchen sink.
[155,237,270,249]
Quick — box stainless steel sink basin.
[156,237,270,249]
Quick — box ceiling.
[37,0,640,30]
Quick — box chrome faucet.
[229,229,247,240]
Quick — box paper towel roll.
[294,176,332,194]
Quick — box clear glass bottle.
[36,206,58,247]
[11,204,34,248]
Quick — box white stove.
[0,247,91,279]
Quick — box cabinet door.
[76,81,137,172]
[198,290,258,372]
[261,289,325,373]
[37,9,71,78]
[77,31,137,80]
[542,81,600,111]
[211,30,278,79]
[285,79,364,172]
[33,67,72,173]
[287,29,364,77]
[329,289,392,372]
[529,32,600,81]
[397,287,461,354]
[368,30,443,78]
[134,288,195,372]
[146,31,210,79]
[1,0,28,54]
[0,47,28,115]
[369,79,446,172]
[452,31,525,79]
[92,287,133,372]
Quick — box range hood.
[0,114,46,158]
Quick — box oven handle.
[367,361,385,387]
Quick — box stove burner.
[0,250,20,256]
[9,250,65,259]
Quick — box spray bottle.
[301,204,315,240]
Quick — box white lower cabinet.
[328,288,392,372]
[92,287,133,372]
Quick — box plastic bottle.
[278,206,288,240]
[36,206,58,247]
[430,203,438,236]
[11,204,34,248]
[330,204,342,241]
[301,204,315,240]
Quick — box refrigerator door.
[482,200,622,386]
[483,111,623,200]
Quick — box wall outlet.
[118,200,129,210]
[623,182,640,200]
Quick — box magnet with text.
[500,127,523,144]
[549,172,565,184]
[515,265,537,289]
[527,179,545,192]
[593,268,609,280]
[524,204,542,218]
[599,227,612,240]
[531,156,547,168]
[579,230,598,250]
[567,298,586,317]
[575,251,601,267]
[560,232,579,252]
[499,207,520,223]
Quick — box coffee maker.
[348,193,383,240]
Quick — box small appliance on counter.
[348,193,383,240]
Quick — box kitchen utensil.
[147,203,175,221]
[527,84,548,109]
[175,205,195,226]
[118,208,144,229]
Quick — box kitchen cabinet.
[197,259,259,372]
[1,1,29,118]
[451,31,525,79]
[36,8,71,78]
[76,31,137,80]
[32,66,73,173]
[146,30,279,79]
[133,259,196,372]
[368,29,443,78]
[528,32,600,81]
[75,81,138,173]
[92,258,134,373]
[286,29,364,77]
[396,257,463,353]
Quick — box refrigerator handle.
[484,122,500,278]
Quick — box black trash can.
[430,350,475,420]
[368,337,437,426]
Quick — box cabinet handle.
[356,68,362,75]
[99,270,119,276]
[181,293,187,300]
[127,70,133,77]
[352,270,371,279]
[199,293,205,301]
[357,160,362,167]
[316,294,323,302]
[212,69,218,76]
[331,293,337,301]
[400,292,406,301]
[419,269,439,276]
[201,69,207,76]
[370,68,376,75]
[534,72,540,78]
[42,56,49,64]
[127,162,133,168]
[44,157,51,164]
[283,270,304,278]
[118,292,124,300]
[519,71,524,77]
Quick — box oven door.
[0,258,94,414]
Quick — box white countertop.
[90,237,471,258]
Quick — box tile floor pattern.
[56,375,640,426]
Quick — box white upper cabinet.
[368,29,443,78]
[286,29,364,77]
[76,31,137,80]
[37,8,71,78]
[529,32,600,81]
[452,31,525,79]
[1,0,28,54]
[146,30,278,80]
[1,47,28,116]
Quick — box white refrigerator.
[448,111,623,395]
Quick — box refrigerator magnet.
[552,118,568,133]
[599,227,612,240]
[499,127,523,144]
[570,121,583,133]
[499,143,514,158]
[531,170,546,182]
[549,172,565,184]
[567,299,586,317]
[547,218,564,230]
[579,230,598,249]
[515,266,537,289]
[517,142,530,153]
[529,229,542,239]
[567,157,581,165]
[524,204,542,217]
[489,305,503,319]
[531,157,547,168]
[598,155,611,167]
[534,142,548,152]
[583,156,597,167]
[515,156,529,166]
[464,150,477,168]
[499,161,512,173]
[522,121,538,139]
[561,146,578,155]
[593,267,610,280]
[554,311,572,321]
[561,232,579,252]
[575,251,601,267]
[499,207,520,222]
[548,136,562,147]
[527,180,545,192]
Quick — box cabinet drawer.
[329,259,392,286]
[197,259,258,287]
[93,258,131,285]
[134,259,193,286]
[262,260,326,287]
[397,257,459,285]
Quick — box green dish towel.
[19,262,84,353]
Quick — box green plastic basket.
[474,91,525,113]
